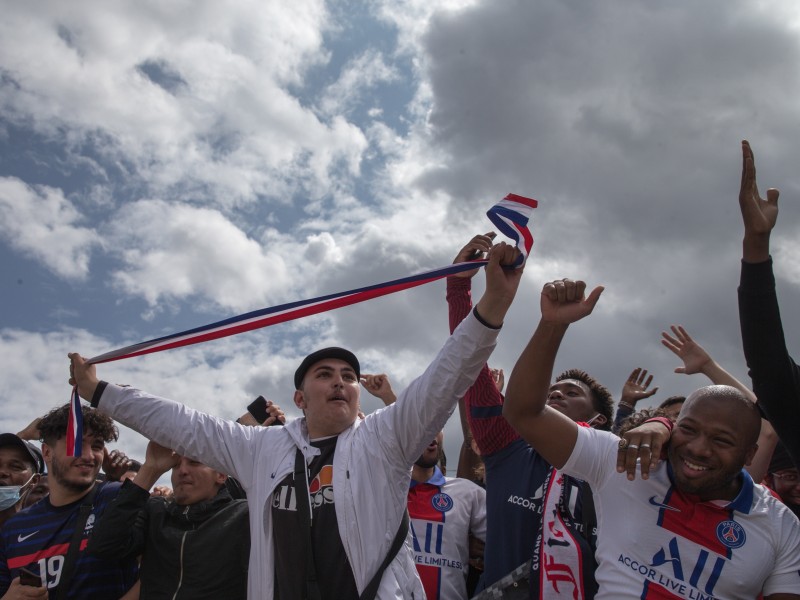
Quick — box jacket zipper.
[171,507,190,600]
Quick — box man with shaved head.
[503,277,800,599]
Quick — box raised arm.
[503,278,603,469]
[447,234,520,463]
[661,325,756,402]
[89,441,179,561]
[737,140,800,469]
[68,354,263,485]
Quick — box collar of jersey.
[666,462,755,514]
[409,466,446,489]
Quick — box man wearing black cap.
[0,433,44,529]
[68,240,524,600]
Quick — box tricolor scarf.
[66,194,537,455]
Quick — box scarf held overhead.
[66,194,537,455]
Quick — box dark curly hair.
[38,403,119,446]
[617,407,672,437]
[556,368,614,431]
[658,396,686,411]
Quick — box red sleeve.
[447,277,519,455]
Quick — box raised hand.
[540,278,604,325]
[360,373,397,405]
[142,441,180,476]
[620,368,658,406]
[102,448,134,481]
[740,140,779,236]
[451,232,496,279]
[661,325,711,375]
[740,140,779,263]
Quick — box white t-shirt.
[562,427,800,599]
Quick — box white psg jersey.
[408,469,487,600]
[562,427,800,599]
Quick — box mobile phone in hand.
[19,566,42,587]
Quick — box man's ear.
[744,443,758,467]
[294,390,306,410]
[41,442,53,467]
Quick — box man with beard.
[503,277,800,599]
[0,404,138,599]
[407,431,486,600]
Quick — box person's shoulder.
[94,480,124,501]
[752,483,800,525]
[443,476,484,494]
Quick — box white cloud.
[318,49,400,117]
[108,199,293,310]
[0,0,368,208]
[0,177,98,279]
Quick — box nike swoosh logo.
[17,531,38,542]
[649,496,681,512]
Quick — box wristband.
[473,306,502,330]
[644,416,674,432]
[247,396,270,424]
[618,401,636,410]
[90,381,109,408]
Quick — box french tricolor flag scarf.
[66,194,537,455]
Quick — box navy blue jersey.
[0,481,138,599]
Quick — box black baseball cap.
[0,433,46,474]
[294,347,360,389]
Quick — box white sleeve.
[468,481,487,542]
[560,426,620,490]
[97,383,269,487]
[762,506,800,596]
[365,310,500,467]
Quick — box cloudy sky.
[2,0,800,472]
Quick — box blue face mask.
[0,474,36,511]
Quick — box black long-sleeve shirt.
[738,258,800,469]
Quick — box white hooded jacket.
[93,311,498,599]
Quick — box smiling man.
[0,404,138,599]
[503,278,800,599]
[69,240,524,600]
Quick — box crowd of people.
[0,140,798,599]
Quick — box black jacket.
[88,479,249,599]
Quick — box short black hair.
[556,368,614,431]
[38,404,119,446]
[618,407,671,437]
[658,395,686,410]
[294,347,360,390]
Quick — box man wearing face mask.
[0,434,45,529]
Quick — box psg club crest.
[716,520,746,549]
[431,492,454,513]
